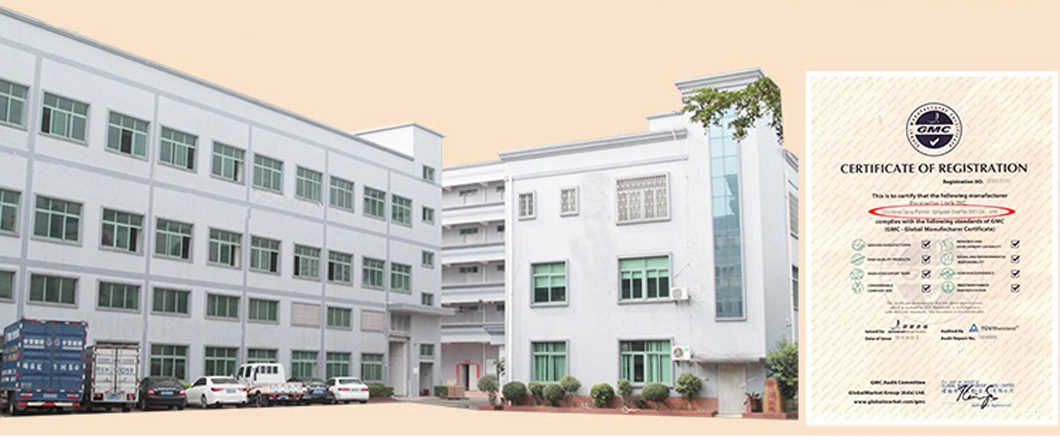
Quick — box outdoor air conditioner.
[671,346,693,361]
[670,287,690,302]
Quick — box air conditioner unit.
[671,346,693,361]
[670,287,690,302]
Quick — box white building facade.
[0,8,450,397]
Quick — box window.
[296,167,323,202]
[155,219,192,260]
[208,229,242,268]
[206,293,240,319]
[390,263,411,293]
[361,310,385,332]
[291,303,321,327]
[98,282,139,310]
[248,298,279,322]
[327,307,352,328]
[159,127,197,171]
[294,245,321,279]
[497,225,505,233]
[252,154,283,193]
[40,92,88,142]
[211,142,245,183]
[106,112,148,157]
[422,207,434,224]
[531,342,566,383]
[560,188,578,216]
[532,262,566,304]
[458,189,478,198]
[361,354,383,382]
[152,288,190,315]
[497,263,505,272]
[247,348,277,364]
[422,165,435,182]
[362,258,385,289]
[419,344,434,358]
[0,78,29,127]
[421,251,434,268]
[789,192,798,237]
[617,175,669,223]
[518,192,535,219]
[711,112,744,319]
[390,314,410,333]
[364,187,386,219]
[458,305,478,313]
[29,274,76,305]
[328,251,353,284]
[100,209,144,253]
[421,293,433,306]
[497,185,505,193]
[326,352,351,378]
[33,196,81,242]
[496,304,505,312]
[292,351,317,378]
[0,189,20,234]
[0,270,13,300]
[330,176,355,211]
[792,266,799,309]
[250,236,280,273]
[619,256,670,301]
[204,347,238,376]
[458,266,478,274]
[459,227,478,235]
[150,344,188,380]
[620,340,672,385]
[392,195,412,226]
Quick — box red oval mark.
[868,203,1015,221]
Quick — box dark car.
[138,376,187,410]
[289,377,332,404]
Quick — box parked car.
[137,376,186,411]
[289,377,331,404]
[325,377,369,404]
[185,376,247,408]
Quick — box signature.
[956,384,998,409]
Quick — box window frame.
[0,188,21,236]
[208,228,243,269]
[422,165,435,182]
[293,244,322,280]
[530,261,568,307]
[249,236,281,274]
[39,91,89,143]
[28,273,78,307]
[618,339,673,386]
[421,251,434,268]
[362,257,385,290]
[329,176,356,212]
[32,195,83,244]
[204,346,239,377]
[390,262,412,293]
[97,280,141,312]
[252,154,284,194]
[363,187,387,219]
[326,306,352,329]
[327,250,353,285]
[210,141,246,184]
[617,255,672,303]
[560,187,579,216]
[247,297,280,323]
[295,166,324,202]
[150,344,189,381]
[391,194,412,226]
[530,341,568,384]
[0,269,15,301]
[518,191,536,220]
[361,353,384,382]
[0,78,29,129]
[158,126,198,172]
[422,206,435,224]
[154,218,193,262]
[615,173,671,225]
[205,292,241,320]
[326,352,352,379]
[151,287,191,316]
[105,111,149,159]
[99,207,145,254]
[291,350,319,378]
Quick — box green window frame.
[155,219,192,260]
[619,256,670,301]
[362,257,385,289]
[363,187,386,219]
[0,78,29,127]
[326,352,351,379]
[250,236,280,273]
[106,112,149,157]
[159,127,197,171]
[206,293,240,319]
[329,176,355,211]
[208,228,242,268]
[150,344,188,380]
[252,154,283,193]
[291,350,318,378]
[33,196,81,242]
[421,251,434,268]
[532,262,566,304]
[248,298,279,322]
[29,274,76,305]
[391,195,412,226]
[1,188,20,234]
[0,270,14,300]
[420,292,433,306]
[419,344,434,358]
[792,266,799,309]
[101,209,144,253]
[711,111,744,319]
[422,206,434,224]
[98,281,139,310]
[361,353,383,382]
[294,245,321,279]
[211,142,245,183]
[327,251,352,284]
[619,340,672,385]
[531,342,566,383]
[204,347,238,376]
[152,288,190,315]
[390,263,411,293]
[422,165,435,182]
[247,348,277,364]
[40,92,88,142]
[327,306,351,328]
[296,167,323,202]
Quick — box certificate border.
[804,71,1059,426]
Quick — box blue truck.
[1,319,88,415]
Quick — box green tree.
[682,76,783,144]
[477,374,500,406]
[764,338,798,400]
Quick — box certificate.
[806,72,1057,424]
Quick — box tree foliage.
[590,383,615,408]
[764,338,798,399]
[674,372,703,409]
[682,76,783,144]
[477,374,500,406]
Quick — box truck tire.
[255,393,267,408]
[122,405,131,413]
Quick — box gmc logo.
[917,126,952,134]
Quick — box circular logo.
[906,102,962,156]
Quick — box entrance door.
[419,362,433,396]
[461,364,470,390]
[717,363,747,415]
[388,341,407,397]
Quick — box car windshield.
[150,378,182,387]
[211,378,240,385]
[303,379,325,386]
[338,379,364,385]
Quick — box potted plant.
[745,391,762,412]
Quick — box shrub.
[559,375,581,405]
[633,395,648,409]
[616,379,633,405]
[477,374,500,406]
[528,381,545,403]
[674,372,703,408]
[543,383,565,406]
[765,338,798,400]
[367,383,394,398]
[502,381,527,406]
[640,383,670,408]
[590,383,615,408]
[180,381,191,389]
[434,385,449,397]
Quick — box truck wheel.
[122,405,131,413]
[255,393,267,408]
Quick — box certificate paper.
[806,73,1057,424]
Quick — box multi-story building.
[441,68,798,413]
[0,7,450,397]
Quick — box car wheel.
[201,395,209,409]
[139,400,147,411]
[360,400,368,404]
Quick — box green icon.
[850,268,865,281]
[852,282,864,294]
[852,239,867,251]
[941,281,955,294]
[940,238,954,251]
[940,267,956,280]
[851,253,865,266]
[940,252,954,266]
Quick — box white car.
[186,376,248,408]
[326,377,370,404]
